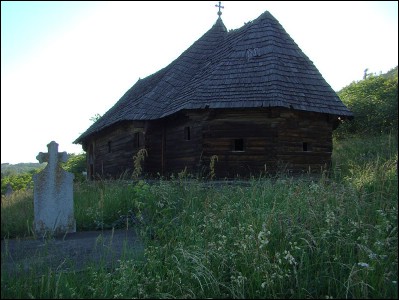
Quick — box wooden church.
[74,8,353,179]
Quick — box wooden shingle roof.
[75,11,353,144]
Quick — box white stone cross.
[33,141,76,237]
[36,141,68,165]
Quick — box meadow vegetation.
[1,133,397,299]
[1,68,397,298]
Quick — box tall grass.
[1,133,397,298]
[73,180,142,231]
[1,189,34,238]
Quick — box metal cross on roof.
[215,1,224,17]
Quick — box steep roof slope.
[75,12,353,144]
[75,18,227,143]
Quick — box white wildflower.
[357,262,369,268]
[368,252,378,260]
[284,250,297,265]
[258,224,271,248]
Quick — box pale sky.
[1,1,398,164]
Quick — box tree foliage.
[1,169,39,195]
[336,66,398,137]
[1,153,87,195]
[61,153,87,182]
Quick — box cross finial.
[215,1,224,17]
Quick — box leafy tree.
[1,153,87,195]
[1,170,39,195]
[61,153,87,182]
[336,66,398,137]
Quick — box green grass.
[1,189,35,238]
[1,133,397,298]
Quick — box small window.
[303,142,309,152]
[108,141,112,153]
[234,138,244,152]
[134,132,140,148]
[134,132,144,149]
[184,126,191,141]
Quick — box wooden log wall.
[146,112,204,177]
[199,108,334,178]
[144,119,164,176]
[88,121,145,179]
[201,108,278,178]
[86,108,334,179]
[276,110,333,174]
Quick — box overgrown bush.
[1,170,38,195]
[61,153,86,182]
[335,66,398,137]
[1,153,87,195]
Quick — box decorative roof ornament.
[215,1,224,17]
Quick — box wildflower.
[275,252,282,264]
[284,250,297,265]
[357,262,369,268]
[289,241,300,250]
[257,224,271,248]
[368,252,378,260]
[258,231,270,247]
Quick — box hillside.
[1,162,45,176]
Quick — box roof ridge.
[161,10,352,118]
[75,10,353,145]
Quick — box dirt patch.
[1,228,144,276]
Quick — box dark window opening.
[134,132,144,149]
[89,164,94,180]
[89,143,95,180]
[234,138,244,152]
[303,142,309,152]
[184,126,191,140]
[135,132,140,148]
[108,141,112,153]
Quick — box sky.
[1,1,398,164]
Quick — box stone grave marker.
[33,141,76,237]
